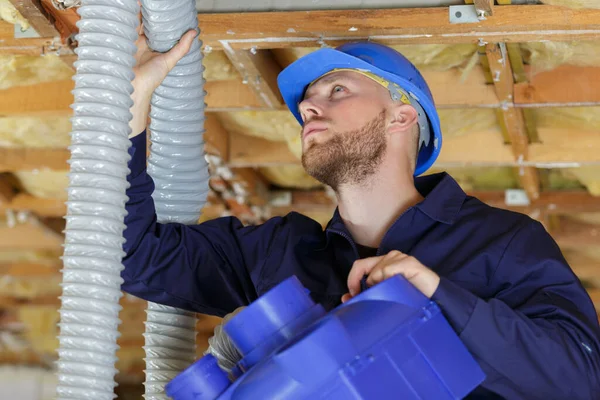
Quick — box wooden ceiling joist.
[485,42,540,201]
[196,5,600,50]
[223,48,284,109]
[8,0,59,38]
[4,64,600,117]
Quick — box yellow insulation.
[522,41,600,72]
[14,170,69,199]
[534,107,600,131]
[563,167,600,196]
[0,0,29,30]
[203,51,239,81]
[273,44,478,71]
[0,250,61,264]
[0,55,73,90]
[540,0,600,8]
[17,306,59,354]
[0,116,71,148]
[0,275,61,299]
[0,51,234,92]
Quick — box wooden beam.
[2,64,599,116]
[474,191,600,215]
[196,6,600,50]
[204,80,263,110]
[223,49,283,108]
[0,174,16,204]
[0,79,74,116]
[2,125,600,173]
[0,194,66,217]
[515,65,600,107]
[486,42,540,201]
[0,262,60,277]
[474,0,494,17]
[0,218,64,251]
[0,79,266,116]
[8,0,59,37]
[0,147,69,172]
[39,0,79,41]
[588,289,600,310]
[204,114,229,160]
[553,219,600,249]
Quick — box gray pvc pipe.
[140,0,209,398]
[56,0,139,399]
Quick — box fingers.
[347,256,383,297]
[164,29,197,70]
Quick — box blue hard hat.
[277,41,442,176]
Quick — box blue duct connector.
[166,276,486,400]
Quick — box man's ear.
[387,104,418,136]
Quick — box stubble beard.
[301,110,387,191]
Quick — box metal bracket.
[449,5,480,24]
[505,189,530,206]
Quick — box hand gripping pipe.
[140,0,209,398]
[56,0,140,399]
[56,0,208,399]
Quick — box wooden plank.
[515,65,600,106]
[0,262,60,277]
[588,289,600,310]
[223,49,283,108]
[39,0,79,40]
[2,126,599,174]
[204,80,263,110]
[0,36,65,56]
[475,191,600,215]
[0,174,16,203]
[474,0,494,17]
[6,64,600,116]
[0,219,64,251]
[0,194,66,217]
[197,6,600,50]
[8,0,59,37]
[0,147,69,172]
[486,42,540,201]
[0,79,264,116]
[204,114,229,160]
[0,79,74,116]
[424,66,499,108]
[553,219,600,249]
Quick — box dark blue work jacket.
[122,132,600,399]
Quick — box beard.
[301,109,387,190]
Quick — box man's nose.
[299,98,323,121]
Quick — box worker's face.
[298,71,391,189]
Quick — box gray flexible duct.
[141,0,209,399]
[56,0,207,399]
[56,0,139,399]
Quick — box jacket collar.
[325,172,467,234]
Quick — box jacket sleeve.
[120,131,284,317]
[431,219,600,400]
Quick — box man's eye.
[331,85,345,94]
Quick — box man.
[122,29,600,399]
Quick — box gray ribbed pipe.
[141,0,209,398]
[56,0,139,399]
